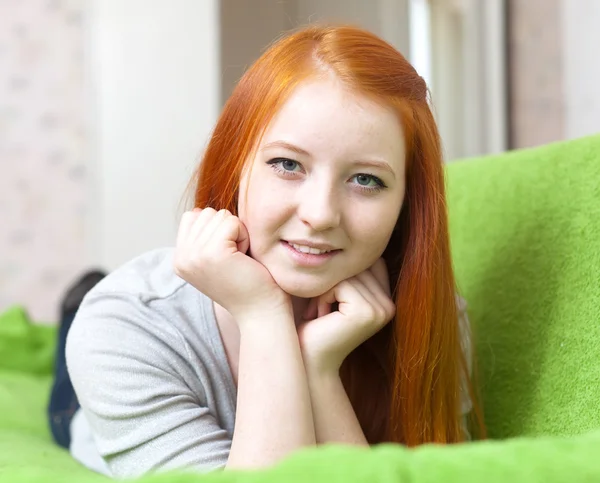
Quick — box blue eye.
[267,158,302,174]
[266,158,387,194]
[351,174,386,192]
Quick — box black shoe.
[60,269,107,317]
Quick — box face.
[238,75,406,299]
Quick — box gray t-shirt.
[66,248,236,478]
[66,248,473,478]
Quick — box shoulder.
[66,247,217,386]
[83,247,185,301]
[67,248,184,364]
[68,246,218,350]
[65,249,234,476]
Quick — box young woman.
[49,24,485,478]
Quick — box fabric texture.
[0,134,599,482]
[66,248,237,478]
[447,133,600,439]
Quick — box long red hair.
[191,25,485,445]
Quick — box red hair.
[192,25,485,445]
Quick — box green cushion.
[1,134,599,482]
[448,134,600,438]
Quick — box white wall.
[430,0,507,161]
[219,0,411,106]
[562,0,600,140]
[87,0,220,270]
[292,0,410,55]
[220,0,290,103]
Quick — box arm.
[304,366,368,446]
[67,293,235,478]
[227,308,317,468]
[173,209,317,468]
[68,295,316,477]
[305,294,474,445]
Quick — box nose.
[296,178,341,231]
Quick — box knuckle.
[384,299,396,319]
[203,207,216,219]
[371,306,386,325]
[376,305,387,321]
[360,304,377,322]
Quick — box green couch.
[1,134,599,482]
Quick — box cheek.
[348,210,397,260]
[240,180,289,247]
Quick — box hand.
[297,258,396,375]
[174,208,289,322]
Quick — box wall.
[88,0,220,272]
[507,0,565,149]
[220,0,291,104]
[1,0,220,322]
[220,0,410,105]
[0,0,86,322]
[508,0,600,149]
[292,0,410,58]
[562,0,600,140]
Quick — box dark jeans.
[47,309,80,449]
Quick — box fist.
[174,208,288,322]
[297,258,395,374]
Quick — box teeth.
[290,243,331,255]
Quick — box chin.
[272,274,335,299]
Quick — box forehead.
[260,77,406,166]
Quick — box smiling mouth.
[281,240,342,264]
[286,242,335,255]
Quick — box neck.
[291,296,311,326]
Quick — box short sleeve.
[66,292,231,478]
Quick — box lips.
[283,239,339,252]
[287,242,334,255]
[281,240,341,267]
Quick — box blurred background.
[1,0,598,323]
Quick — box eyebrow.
[262,140,396,179]
[263,140,310,156]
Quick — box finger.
[235,218,250,254]
[355,270,396,321]
[308,286,338,320]
[345,276,377,310]
[176,210,200,248]
[211,213,249,255]
[188,207,218,244]
[370,258,392,297]
[355,269,388,306]
[203,212,250,254]
[321,279,362,316]
[195,209,230,248]
[337,278,392,330]
[317,297,332,318]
